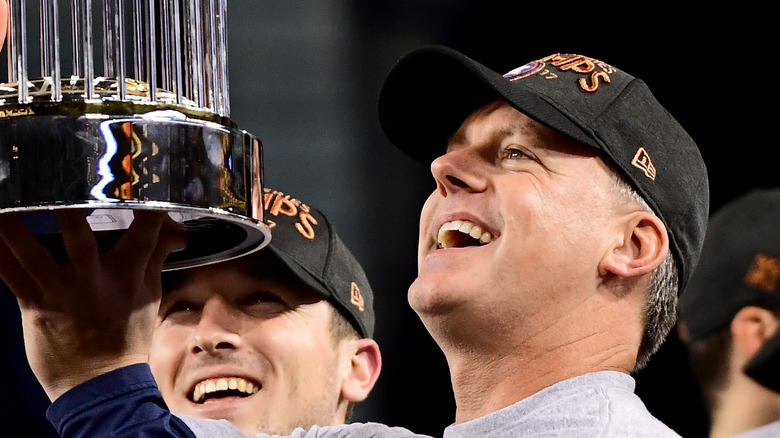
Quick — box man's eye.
[243,291,289,315]
[162,301,198,318]
[503,146,536,161]
[504,147,526,159]
[246,291,285,306]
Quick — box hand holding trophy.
[0,0,270,401]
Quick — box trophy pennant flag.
[0,0,270,270]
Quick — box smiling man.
[376,47,710,436]
[1,37,710,438]
[0,1,385,433]
[147,188,382,435]
[1,188,419,438]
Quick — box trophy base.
[13,204,270,271]
[0,113,269,271]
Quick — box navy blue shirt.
[46,363,427,438]
[47,363,196,438]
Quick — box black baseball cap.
[262,188,374,338]
[377,46,709,292]
[678,188,780,344]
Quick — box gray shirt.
[733,421,780,438]
[179,371,679,437]
[443,371,680,438]
[176,415,430,438]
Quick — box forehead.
[448,100,593,156]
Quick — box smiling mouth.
[191,377,260,404]
[437,220,494,249]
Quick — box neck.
[709,374,780,438]
[419,281,646,424]
[444,324,638,423]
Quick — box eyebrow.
[447,123,531,152]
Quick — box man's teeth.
[437,220,493,249]
[192,377,259,403]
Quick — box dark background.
[2,2,778,437]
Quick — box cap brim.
[378,45,601,165]
[265,244,372,339]
[266,244,334,301]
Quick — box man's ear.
[341,338,382,402]
[731,306,780,360]
[599,211,668,279]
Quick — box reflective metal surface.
[0,109,268,269]
[0,0,270,269]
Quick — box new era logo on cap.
[631,147,657,181]
[350,282,365,312]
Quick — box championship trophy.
[0,0,270,269]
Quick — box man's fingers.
[55,209,100,277]
[153,216,187,267]
[113,210,182,273]
[0,238,42,305]
[0,213,60,281]
[0,212,62,305]
[117,209,165,256]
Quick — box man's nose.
[430,148,488,197]
[190,299,242,354]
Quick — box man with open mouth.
[0,2,716,434]
[0,2,420,435]
[0,185,406,437]
[374,46,710,437]
[148,187,383,435]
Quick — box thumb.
[149,217,187,270]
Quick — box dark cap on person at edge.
[678,188,780,391]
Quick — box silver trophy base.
[9,203,269,270]
[0,107,269,270]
